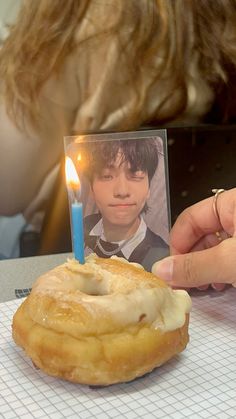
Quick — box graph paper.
[1,288,236,419]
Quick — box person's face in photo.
[91,151,150,230]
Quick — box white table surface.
[0,254,236,418]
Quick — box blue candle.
[71,201,85,264]
[65,156,85,264]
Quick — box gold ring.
[212,188,225,241]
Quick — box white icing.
[33,255,191,332]
[111,255,144,270]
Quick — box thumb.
[152,238,236,288]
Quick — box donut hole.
[74,276,110,297]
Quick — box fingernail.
[152,257,174,282]
[211,283,226,291]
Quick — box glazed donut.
[12,254,191,386]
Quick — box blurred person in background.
[0,0,236,259]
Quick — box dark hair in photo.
[81,138,159,185]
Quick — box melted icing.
[33,255,191,332]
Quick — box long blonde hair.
[1,0,236,128]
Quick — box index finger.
[170,189,236,254]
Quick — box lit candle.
[65,157,85,264]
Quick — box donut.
[12,254,191,386]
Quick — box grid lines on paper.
[0,288,236,419]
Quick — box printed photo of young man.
[79,137,169,271]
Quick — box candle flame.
[65,157,81,190]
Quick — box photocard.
[64,130,170,271]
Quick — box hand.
[152,188,236,290]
